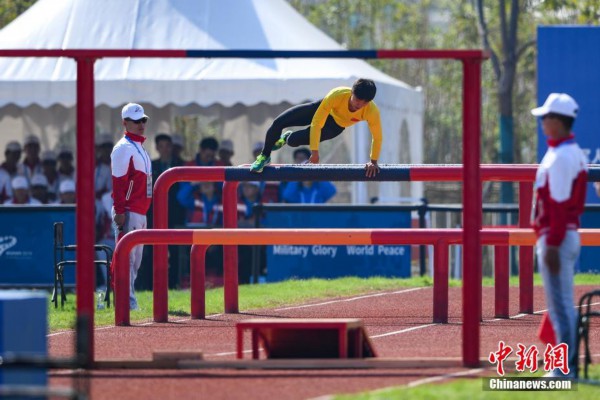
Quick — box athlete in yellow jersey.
[250,78,382,177]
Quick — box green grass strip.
[49,274,600,332]
[334,368,600,399]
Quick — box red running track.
[49,286,599,400]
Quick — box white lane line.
[211,349,255,357]
[47,315,225,337]
[370,324,438,339]
[487,301,600,322]
[407,367,487,387]
[274,287,425,311]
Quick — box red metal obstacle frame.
[0,49,487,365]
[115,227,526,326]
[152,165,536,357]
[154,165,537,317]
[114,227,600,325]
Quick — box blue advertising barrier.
[260,205,412,282]
[538,27,600,272]
[0,206,75,287]
[537,26,600,203]
[579,207,600,273]
[0,290,47,389]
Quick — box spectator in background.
[57,179,76,204]
[238,181,262,228]
[171,133,186,163]
[177,180,224,288]
[4,176,40,205]
[293,147,311,165]
[139,133,186,290]
[94,134,114,283]
[41,150,59,202]
[252,141,264,160]
[217,139,234,166]
[178,136,222,207]
[237,181,264,284]
[95,133,113,200]
[57,146,75,183]
[189,137,219,167]
[95,191,114,292]
[0,168,10,203]
[249,140,281,203]
[30,173,50,204]
[1,141,23,178]
[1,141,23,203]
[21,134,42,184]
[281,147,337,204]
[178,181,223,226]
[282,180,336,204]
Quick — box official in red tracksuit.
[531,93,587,378]
[111,103,152,311]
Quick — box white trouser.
[112,209,147,302]
[536,230,579,374]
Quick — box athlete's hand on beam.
[365,160,380,178]
[308,151,320,164]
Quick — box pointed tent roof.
[0,0,418,110]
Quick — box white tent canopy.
[0,0,424,202]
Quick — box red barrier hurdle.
[117,228,458,325]
[190,245,208,319]
[153,165,537,320]
[115,227,550,326]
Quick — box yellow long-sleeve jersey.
[309,86,382,160]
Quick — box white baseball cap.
[252,141,264,153]
[220,139,234,153]
[31,174,48,187]
[531,93,579,118]
[5,141,21,152]
[11,176,28,190]
[41,150,57,162]
[121,103,148,121]
[59,179,76,194]
[171,133,184,147]
[95,133,114,146]
[24,134,40,146]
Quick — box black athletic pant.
[261,100,345,157]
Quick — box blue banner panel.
[537,26,600,203]
[0,206,75,287]
[263,208,411,282]
[579,210,600,273]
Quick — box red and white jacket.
[111,132,152,215]
[532,135,587,246]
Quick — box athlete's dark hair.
[352,78,376,102]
